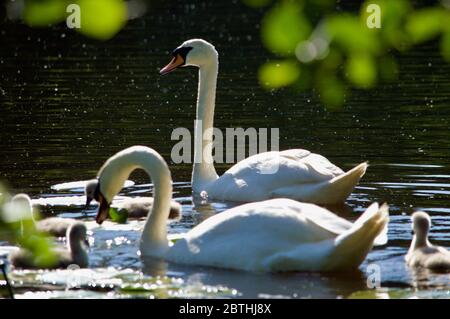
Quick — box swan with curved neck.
[160,39,368,204]
[91,146,389,272]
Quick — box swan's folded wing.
[295,203,387,246]
[301,153,345,177]
[278,149,311,160]
[225,150,341,184]
[371,204,389,246]
[213,150,347,202]
[279,150,344,181]
[296,202,353,236]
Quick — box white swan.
[10,194,78,238]
[92,146,388,272]
[405,211,450,272]
[160,39,367,204]
[9,222,89,269]
[85,181,181,221]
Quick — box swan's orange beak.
[160,54,184,75]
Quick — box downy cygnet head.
[411,211,431,238]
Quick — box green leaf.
[23,0,69,27]
[22,235,58,267]
[318,77,346,109]
[326,14,380,54]
[109,207,128,224]
[361,0,412,50]
[362,0,411,28]
[406,8,445,44]
[319,48,342,71]
[261,2,311,55]
[346,53,377,88]
[77,0,127,40]
[258,60,300,89]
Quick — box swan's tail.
[325,202,389,271]
[323,162,368,203]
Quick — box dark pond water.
[1,0,449,298]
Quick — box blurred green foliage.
[23,0,68,26]
[247,0,450,108]
[262,1,311,55]
[22,0,128,40]
[8,0,450,106]
[0,184,57,268]
[76,0,127,40]
[259,60,301,88]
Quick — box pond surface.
[1,0,449,298]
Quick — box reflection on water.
[1,0,450,298]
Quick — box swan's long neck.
[66,226,89,266]
[100,147,172,255]
[68,235,87,259]
[410,232,431,251]
[192,59,219,192]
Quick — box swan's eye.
[161,48,192,75]
[172,46,193,61]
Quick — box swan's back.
[36,217,76,237]
[207,150,357,203]
[164,199,388,272]
[167,199,346,271]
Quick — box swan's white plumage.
[167,200,388,271]
[166,39,367,204]
[205,150,367,203]
[96,146,388,272]
[405,211,450,271]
